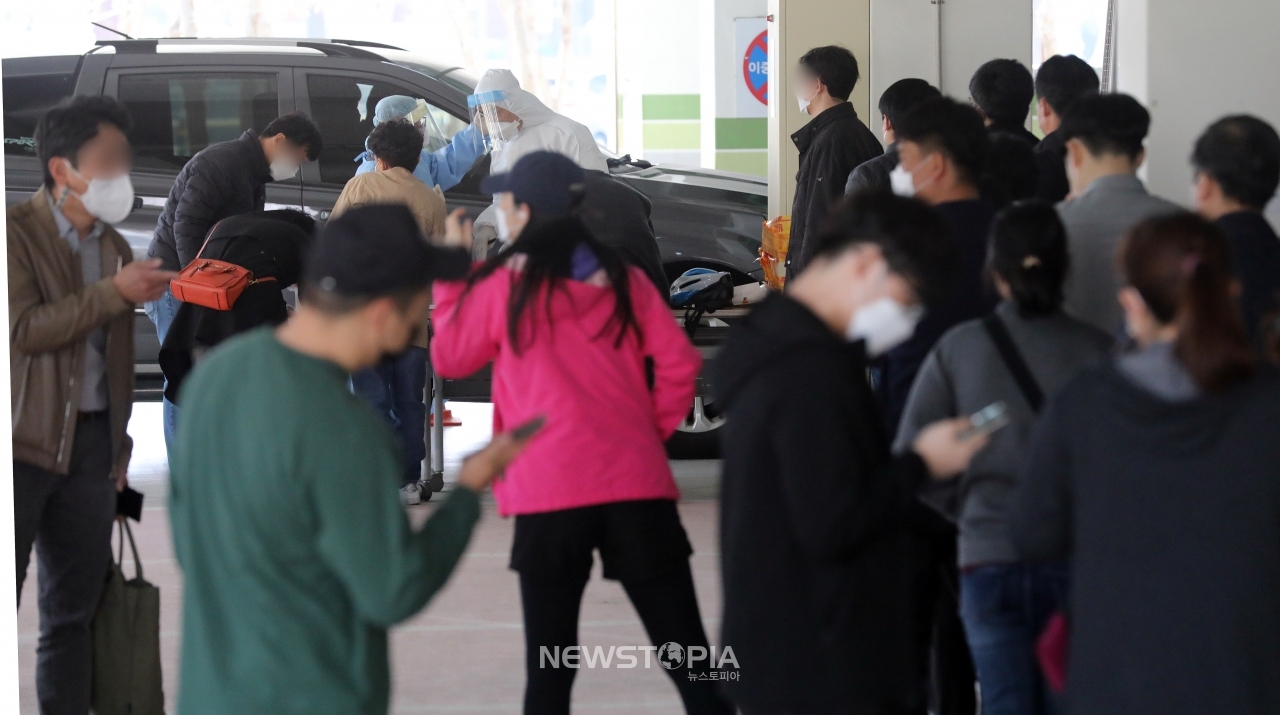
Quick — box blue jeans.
[960,561,1068,715]
[144,288,180,463]
[351,346,428,485]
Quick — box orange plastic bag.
[760,216,791,290]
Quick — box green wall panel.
[715,118,768,150]
[642,94,701,120]
[643,122,701,150]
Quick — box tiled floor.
[16,402,727,714]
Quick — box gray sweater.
[894,301,1113,566]
[1057,174,1182,334]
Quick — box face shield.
[467,90,521,153]
[401,99,449,152]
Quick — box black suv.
[3,38,755,453]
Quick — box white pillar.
[1115,0,1280,221]
[699,0,719,170]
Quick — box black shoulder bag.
[982,314,1044,413]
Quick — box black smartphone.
[117,486,144,522]
[510,415,546,441]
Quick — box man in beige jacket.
[331,117,447,239]
[9,96,174,714]
[332,117,450,505]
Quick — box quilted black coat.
[149,130,272,271]
[787,102,883,276]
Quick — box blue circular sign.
[742,31,768,105]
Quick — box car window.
[3,71,76,158]
[116,73,279,172]
[305,73,466,185]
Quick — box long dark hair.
[1119,213,1255,392]
[987,200,1069,317]
[462,212,641,353]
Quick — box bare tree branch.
[176,0,196,37]
[499,0,548,101]
[442,0,478,70]
[247,0,268,36]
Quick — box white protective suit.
[476,69,608,174]
[471,70,608,253]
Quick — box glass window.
[116,73,279,172]
[1033,0,1111,74]
[306,73,467,185]
[3,71,76,157]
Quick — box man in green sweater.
[170,204,533,715]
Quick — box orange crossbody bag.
[169,226,276,311]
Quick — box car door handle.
[133,196,143,209]
[318,210,331,220]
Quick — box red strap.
[191,218,228,263]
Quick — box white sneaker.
[400,482,423,506]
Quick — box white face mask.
[889,163,918,198]
[796,86,815,115]
[494,121,521,141]
[63,162,134,224]
[495,203,511,242]
[269,157,300,182]
[846,297,923,356]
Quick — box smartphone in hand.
[510,415,546,441]
[958,402,1011,441]
[117,486,144,522]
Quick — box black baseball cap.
[303,204,469,297]
[480,150,587,216]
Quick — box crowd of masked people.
[8,40,1280,715]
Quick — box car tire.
[666,396,724,459]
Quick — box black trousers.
[13,419,117,715]
[913,515,977,715]
[513,499,733,715]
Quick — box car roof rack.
[92,37,394,60]
[331,39,406,51]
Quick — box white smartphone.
[958,401,1011,441]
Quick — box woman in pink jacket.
[431,152,733,715]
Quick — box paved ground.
[16,402,727,714]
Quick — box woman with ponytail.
[896,200,1112,714]
[1010,212,1280,715]
[430,151,731,715]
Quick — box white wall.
[868,0,1030,141]
[869,0,939,144]
[1117,0,1280,221]
[938,0,1032,101]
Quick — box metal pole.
[430,372,445,491]
[423,352,433,484]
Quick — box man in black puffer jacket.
[787,46,883,276]
[146,111,321,456]
[149,112,321,272]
